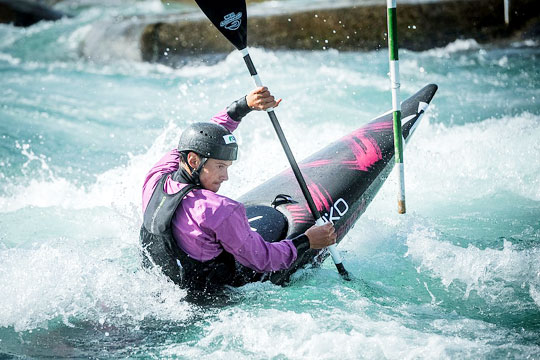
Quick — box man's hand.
[246,86,282,111]
[305,222,337,249]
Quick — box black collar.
[172,166,199,185]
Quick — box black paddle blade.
[194,0,247,50]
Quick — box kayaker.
[140,87,336,293]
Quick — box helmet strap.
[177,151,207,186]
[191,156,207,185]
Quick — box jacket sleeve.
[213,203,299,273]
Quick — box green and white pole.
[387,0,406,214]
[504,0,510,25]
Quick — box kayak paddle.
[193,0,351,281]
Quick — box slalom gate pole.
[504,0,510,25]
[387,0,406,214]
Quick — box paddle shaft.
[240,48,348,275]
[190,0,349,278]
[387,0,406,214]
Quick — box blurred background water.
[0,1,539,358]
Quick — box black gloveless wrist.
[226,95,252,121]
[291,234,310,252]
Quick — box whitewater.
[0,1,539,358]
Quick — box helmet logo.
[220,12,242,31]
[223,134,237,144]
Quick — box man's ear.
[186,152,200,169]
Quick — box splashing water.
[0,1,539,358]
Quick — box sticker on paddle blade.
[220,12,242,31]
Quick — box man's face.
[199,158,233,193]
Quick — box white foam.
[0,121,181,213]
[318,64,389,92]
[0,241,191,332]
[405,226,540,302]
[0,52,21,66]
[423,39,481,58]
[159,305,509,359]
[511,39,539,48]
[530,285,540,308]
[405,112,540,202]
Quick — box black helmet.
[178,122,238,161]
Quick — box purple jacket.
[142,110,298,273]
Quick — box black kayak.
[238,83,438,285]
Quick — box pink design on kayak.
[341,121,390,171]
[308,182,331,212]
[299,159,333,169]
[286,204,313,224]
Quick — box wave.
[0,241,192,332]
[406,112,540,202]
[421,39,481,58]
[405,226,540,302]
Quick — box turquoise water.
[1,1,539,358]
